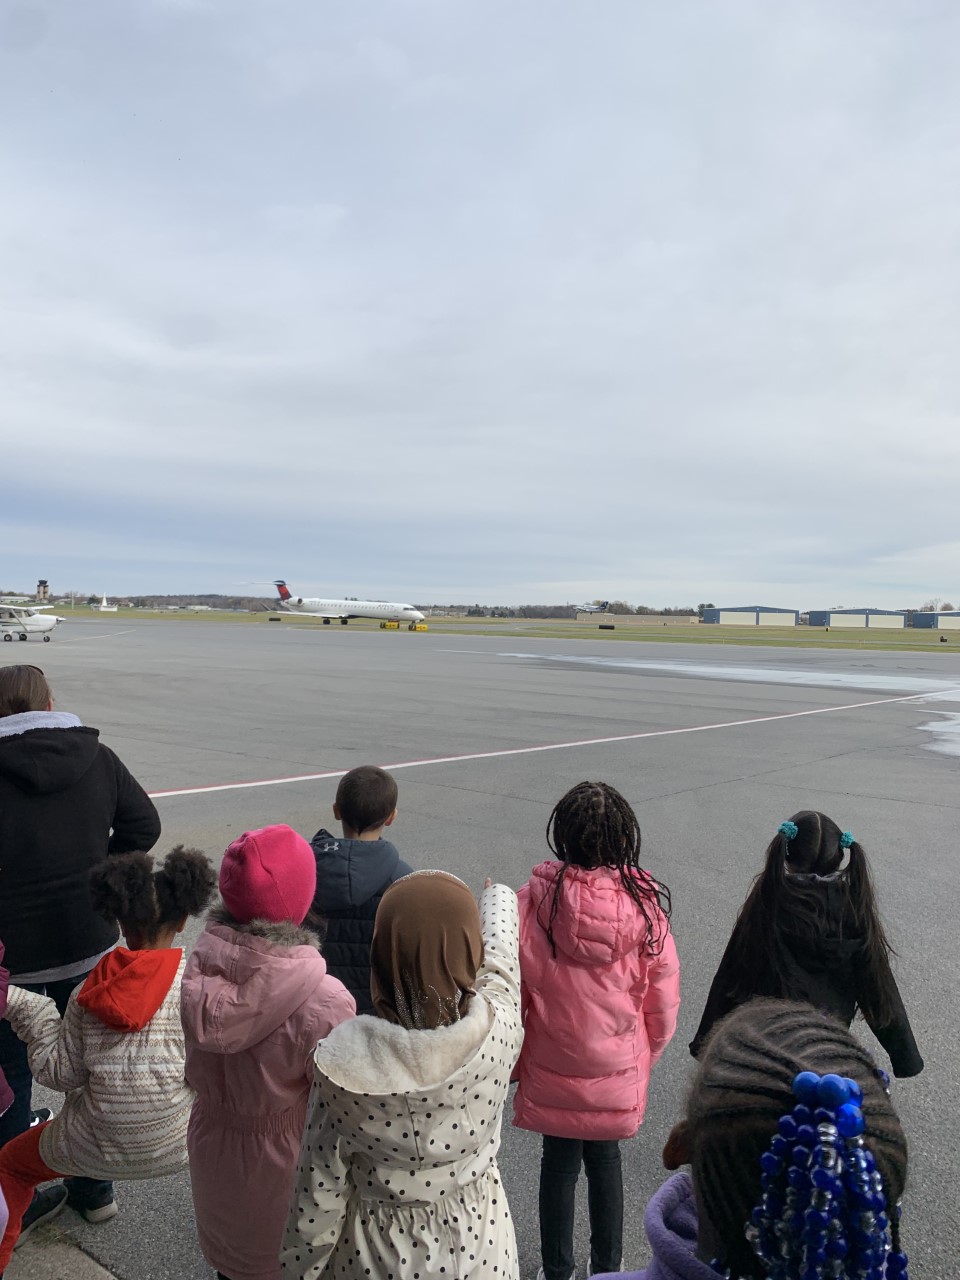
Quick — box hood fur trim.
[208,901,320,950]
[0,710,83,739]
[315,993,493,1095]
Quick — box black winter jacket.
[689,874,923,1077]
[308,828,413,1014]
[0,712,161,976]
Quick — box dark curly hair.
[90,846,215,936]
[540,780,671,956]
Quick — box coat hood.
[180,915,328,1054]
[633,1172,717,1280]
[0,713,100,796]
[310,828,404,910]
[527,860,654,966]
[315,990,494,1097]
[77,946,183,1031]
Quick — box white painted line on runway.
[147,686,960,800]
[56,629,138,643]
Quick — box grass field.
[45,607,960,653]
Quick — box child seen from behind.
[181,824,355,1280]
[308,765,413,1014]
[514,781,680,1280]
[282,871,524,1278]
[689,810,922,1078]
[0,847,215,1269]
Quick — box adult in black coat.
[0,664,161,1219]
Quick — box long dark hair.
[725,811,897,1026]
[540,780,671,956]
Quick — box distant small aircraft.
[272,581,426,628]
[575,601,610,614]
[0,604,62,642]
[94,594,118,612]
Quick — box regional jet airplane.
[0,604,62,642]
[576,601,610,614]
[273,581,425,628]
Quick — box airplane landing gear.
[322,618,331,625]
[18,633,27,641]
[340,618,348,625]
[2,634,11,642]
[43,634,51,642]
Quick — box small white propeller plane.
[575,600,610,614]
[0,604,63,643]
[272,581,426,629]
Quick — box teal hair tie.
[839,831,854,849]
[778,820,798,841]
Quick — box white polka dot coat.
[281,884,523,1280]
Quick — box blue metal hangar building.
[912,611,960,630]
[807,608,906,629]
[702,605,799,626]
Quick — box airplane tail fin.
[599,601,610,610]
[274,580,292,602]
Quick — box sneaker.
[69,1198,119,1224]
[30,1107,53,1127]
[64,1182,119,1224]
[537,1269,576,1280]
[14,1184,67,1248]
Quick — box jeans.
[0,973,113,1210]
[539,1134,623,1280]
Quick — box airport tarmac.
[5,618,959,1280]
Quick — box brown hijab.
[370,871,484,1030]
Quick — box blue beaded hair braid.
[709,1071,908,1280]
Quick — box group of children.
[0,763,923,1280]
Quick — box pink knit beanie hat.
[219,825,316,925]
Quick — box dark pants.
[539,1134,623,1280]
[0,973,113,1210]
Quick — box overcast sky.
[2,1,959,606]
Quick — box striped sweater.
[4,951,193,1180]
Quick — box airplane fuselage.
[0,608,62,640]
[279,597,425,624]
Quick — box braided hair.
[90,846,216,939]
[724,811,898,1028]
[541,780,671,956]
[686,999,908,1278]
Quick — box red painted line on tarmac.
[147,687,957,800]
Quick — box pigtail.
[90,852,158,928]
[91,846,215,937]
[723,832,792,1002]
[844,839,898,1028]
[155,846,216,921]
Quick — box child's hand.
[483,877,493,890]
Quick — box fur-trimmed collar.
[207,902,320,950]
[0,710,82,739]
[316,993,494,1095]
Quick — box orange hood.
[77,947,182,1031]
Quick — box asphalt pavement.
[5,618,958,1279]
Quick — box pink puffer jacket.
[513,861,680,1141]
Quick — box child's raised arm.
[4,986,89,1094]
[280,1078,351,1279]
[475,883,522,1053]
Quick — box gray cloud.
[2,1,959,604]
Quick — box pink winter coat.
[181,910,356,1280]
[513,861,680,1141]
